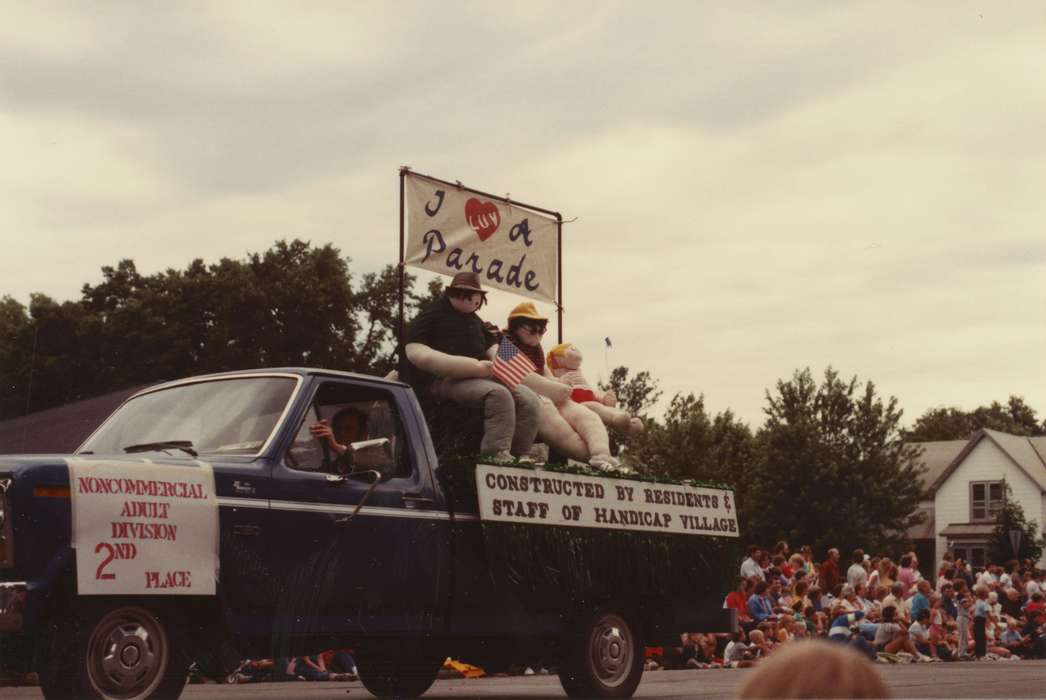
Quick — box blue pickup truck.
[0,368,736,700]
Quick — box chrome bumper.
[0,581,26,633]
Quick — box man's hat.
[508,301,546,321]
[447,272,485,294]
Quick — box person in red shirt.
[819,548,841,593]
[725,577,755,630]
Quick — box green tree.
[905,396,1045,441]
[0,239,439,417]
[625,392,756,490]
[988,484,1045,564]
[0,296,31,419]
[598,366,663,452]
[746,367,926,554]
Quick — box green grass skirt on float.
[436,457,739,622]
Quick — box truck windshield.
[79,376,298,457]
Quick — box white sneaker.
[523,667,535,676]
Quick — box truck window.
[285,382,410,480]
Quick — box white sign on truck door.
[68,459,219,595]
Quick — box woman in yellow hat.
[504,302,618,468]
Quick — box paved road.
[4,661,1046,699]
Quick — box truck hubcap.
[588,614,634,688]
[86,607,168,699]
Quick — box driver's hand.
[309,420,336,447]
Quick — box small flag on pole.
[492,337,536,389]
[605,337,613,349]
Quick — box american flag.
[492,337,536,389]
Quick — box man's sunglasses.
[523,323,547,334]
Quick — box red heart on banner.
[465,198,501,241]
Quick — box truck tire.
[558,610,644,699]
[40,600,190,700]
[356,644,443,699]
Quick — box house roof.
[929,429,1046,494]
[939,523,997,538]
[0,384,149,455]
[906,440,967,492]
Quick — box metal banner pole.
[398,167,407,347]
[557,214,563,344]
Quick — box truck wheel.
[356,644,443,699]
[558,610,644,699]
[40,601,190,700]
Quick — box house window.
[951,544,987,570]
[970,481,1004,521]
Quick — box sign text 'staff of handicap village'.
[67,459,219,595]
[476,465,739,537]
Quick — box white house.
[911,429,1046,570]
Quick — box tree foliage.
[599,366,663,452]
[744,367,926,554]
[625,392,756,490]
[988,483,1045,564]
[0,239,433,418]
[905,396,1046,441]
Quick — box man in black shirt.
[400,272,541,459]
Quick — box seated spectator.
[725,576,755,630]
[1026,570,1043,599]
[737,640,891,699]
[882,583,908,624]
[827,605,865,643]
[747,629,774,658]
[910,609,951,661]
[788,580,811,611]
[1001,587,1024,619]
[741,545,763,579]
[317,649,357,679]
[910,580,932,620]
[808,586,825,614]
[1000,620,1030,656]
[847,549,868,590]
[723,630,754,668]
[873,606,924,659]
[747,581,776,624]
[788,553,806,580]
[897,555,918,597]
[878,558,895,589]
[940,582,958,621]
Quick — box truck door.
[268,379,444,649]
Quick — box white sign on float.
[476,465,739,537]
[67,459,220,595]
[404,172,559,304]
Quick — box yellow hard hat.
[508,301,547,321]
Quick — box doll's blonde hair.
[546,343,573,370]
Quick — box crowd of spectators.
[646,541,1046,671]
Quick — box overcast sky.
[2,2,1044,428]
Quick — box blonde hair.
[738,640,890,699]
[546,343,573,370]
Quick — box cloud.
[2,2,1045,427]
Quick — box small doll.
[546,343,643,435]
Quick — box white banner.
[68,459,219,595]
[476,465,739,537]
[404,172,559,304]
